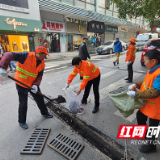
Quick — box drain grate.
[47,133,84,160]
[20,128,51,155]
[109,87,126,94]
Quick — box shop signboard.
[105,25,118,33]
[42,20,65,33]
[87,21,105,33]
[0,15,41,32]
[118,26,128,32]
[0,0,29,13]
[73,35,82,45]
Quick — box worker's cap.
[83,37,88,40]
[35,46,50,57]
[129,38,136,44]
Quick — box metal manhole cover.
[48,133,84,160]
[20,128,51,155]
[109,87,126,94]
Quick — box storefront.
[105,25,118,42]
[0,16,41,52]
[87,21,105,47]
[66,18,87,52]
[115,26,128,42]
[40,20,65,52]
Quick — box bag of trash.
[65,88,84,114]
[109,89,146,118]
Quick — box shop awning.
[38,0,137,28]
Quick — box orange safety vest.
[139,68,160,120]
[125,45,136,63]
[14,52,45,88]
[67,60,100,90]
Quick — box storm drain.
[47,133,84,160]
[20,128,51,155]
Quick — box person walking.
[125,38,136,83]
[9,60,16,72]
[113,38,122,66]
[0,46,53,129]
[65,57,100,113]
[78,37,90,80]
[127,49,160,153]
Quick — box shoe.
[42,112,53,118]
[124,77,129,80]
[113,62,116,66]
[81,99,87,104]
[126,80,132,83]
[92,107,99,113]
[19,123,28,129]
[139,144,156,153]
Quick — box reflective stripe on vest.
[83,76,90,79]
[81,71,84,74]
[146,99,155,105]
[19,74,27,79]
[72,71,77,75]
[133,50,136,56]
[142,82,150,89]
[92,66,97,72]
[88,62,91,67]
[17,66,38,78]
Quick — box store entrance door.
[68,34,73,51]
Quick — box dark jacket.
[114,40,122,52]
[78,42,90,60]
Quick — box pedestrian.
[78,37,90,80]
[9,60,16,72]
[92,36,96,47]
[127,49,160,153]
[0,38,5,60]
[0,46,53,129]
[113,38,122,66]
[125,38,136,83]
[65,57,100,113]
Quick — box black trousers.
[82,74,100,107]
[127,62,133,81]
[16,84,48,123]
[137,110,159,140]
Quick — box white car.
[97,40,127,55]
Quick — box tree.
[111,0,160,28]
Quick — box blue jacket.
[114,40,122,52]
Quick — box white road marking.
[44,66,67,73]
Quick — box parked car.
[140,39,160,66]
[96,40,127,55]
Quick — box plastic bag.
[109,89,146,118]
[65,88,84,114]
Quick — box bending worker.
[65,57,100,113]
[0,46,53,129]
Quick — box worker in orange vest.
[65,57,100,113]
[0,46,53,129]
[125,38,136,83]
[127,49,160,153]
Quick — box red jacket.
[125,45,136,63]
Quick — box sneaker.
[42,112,53,118]
[19,123,28,129]
[126,80,132,83]
[81,99,87,104]
[124,77,129,80]
[113,62,116,66]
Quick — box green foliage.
[111,0,160,27]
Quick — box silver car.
[97,40,127,55]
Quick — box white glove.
[128,84,136,90]
[127,91,136,97]
[65,83,70,90]
[126,61,131,65]
[0,68,8,82]
[31,85,38,94]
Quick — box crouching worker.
[127,49,160,153]
[65,57,100,113]
[0,46,53,129]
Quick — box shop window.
[73,34,83,51]
[86,4,95,11]
[62,0,74,6]
[106,9,112,16]
[0,35,30,52]
[99,0,105,7]
[98,8,105,15]
[75,0,85,9]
